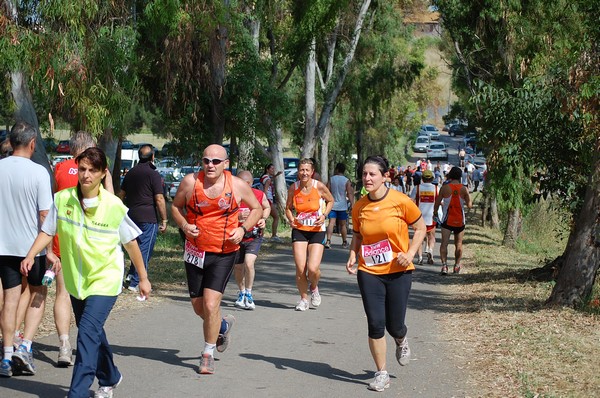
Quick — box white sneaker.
[94,374,122,398]
[310,290,321,307]
[395,337,411,366]
[234,291,245,308]
[295,299,309,311]
[368,371,390,391]
[245,292,256,310]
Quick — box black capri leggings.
[357,269,412,340]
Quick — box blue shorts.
[328,209,348,221]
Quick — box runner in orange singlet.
[171,144,262,375]
[434,166,472,275]
[285,158,333,311]
[346,155,426,392]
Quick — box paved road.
[1,234,470,398]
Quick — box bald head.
[237,170,253,185]
[203,144,228,160]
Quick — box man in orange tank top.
[434,166,472,275]
[171,144,262,375]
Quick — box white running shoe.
[295,299,309,311]
[234,291,245,308]
[310,290,321,307]
[368,371,390,391]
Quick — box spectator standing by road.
[21,147,151,398]
[285,158,334,311]
[119,144,167,293]
[233,171,271,310]
[325,163,355,249]
[346,155,426,392]
[434,166,473,275]
[471,167,482,192]
[51,131,115,367]
[171,145,262,374]
[0,122,55,378]
[260,164,283,243]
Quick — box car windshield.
[430,144,445,150]
[426,126,437,131]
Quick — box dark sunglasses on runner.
[202,157,227,166]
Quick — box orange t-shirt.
[53,159,79,257]
[292,180,325,232]
[185,171,240,254]
[352,189,422,275]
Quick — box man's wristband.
[240,225,248,233]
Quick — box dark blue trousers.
[68,295,120,398]
[127,222,158,287]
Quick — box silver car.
[427,142,448,160]
[419,124,440,140]
[413,136,430,153]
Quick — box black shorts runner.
[441,223,465,234]
[291,229,326,245]
[235,237,263,264]
[185,251,237,298]
[0,255,46,289]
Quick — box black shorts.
[0,255,46,289]
[291,229,326,245]
[441,223,466,234]
[235,237,263,264]
[185,251,237,298]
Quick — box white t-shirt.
[0,156,52,256]
[42,200,142,245]
[329,174,349,211]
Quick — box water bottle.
[42,269,55,286]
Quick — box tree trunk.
[314,0,371,142]
[11,71,53,179]
[209,23,228,144]
[320,122,331,184]
[502,207,521,247]
[547,138,600,307]
[482,191,500,228]
[96,128,119,189]
[302,37,317,159]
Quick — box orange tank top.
[442,183,465,227]
[292,179,325,232]
[185,171,240,253]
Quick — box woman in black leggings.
[346,155,426,392]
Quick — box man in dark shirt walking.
[119,144,167,292]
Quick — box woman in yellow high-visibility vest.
[21,147,151,398]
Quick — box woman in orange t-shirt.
[285,158,334,312]
[346,155,426,393]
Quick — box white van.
[121,148,139,172]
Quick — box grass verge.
[444,195,600,397]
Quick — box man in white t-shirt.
[0,122,55,377]
[411,170,438,265]
[325,163,355,248]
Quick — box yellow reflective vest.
[55,186,128,300]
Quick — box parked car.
[51,155,73,167]
[427,142,448,160]
[43,137,57,152]
[413,136,430,153]
[156,158,180,176]
[55,140,71,154]
[419,124,440,139]
[449,125,477,137]
[121,140,134,149]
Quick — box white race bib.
[184,240,205,269]
[296,211,319,226]
[361,239,394,267]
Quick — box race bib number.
[296,211,319,226]
[184,240,205,269]
[361,239,393,267]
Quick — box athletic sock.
[246,288,252,295]
[21,339,32,351]
[59,334,70,346]
[3,346,14,361]
[203,342,216,356]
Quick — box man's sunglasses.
[202,157,228,166]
